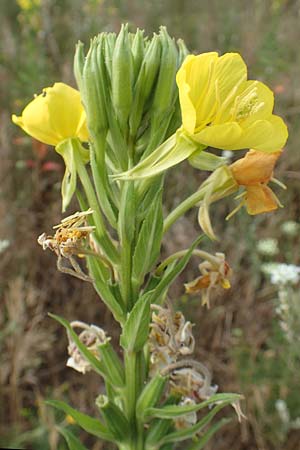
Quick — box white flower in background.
[275,399,290,425]
[257,238,279,257]
[222,150,234,162]
[262,263,300,285]
[280,220,299,237]
[0,239,10,253]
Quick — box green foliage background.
[1,0,300,449]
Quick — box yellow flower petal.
[215,53,247,106]
[12,82,88,146]
[193,122,243,149]
[245,185,279,215]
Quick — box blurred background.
[1,0,300,449]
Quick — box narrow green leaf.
[132,190,163,284]
[56,426,88,450]
[145,393,242,418]
[47,400,113,441]
[120,293,151,351]
[48,313,107,377]
[187,418,232,450]
[160,401,233,444]
[148,235,204,305]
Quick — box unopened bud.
[131,28,145,79]
[136,373,168,419]
[96,395,129,441]
[112,24,134,133]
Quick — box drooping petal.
[230,149,282,186]
[245,184,279,215]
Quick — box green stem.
[163,187,206,234]
[124,350,144,450]
[74,149,119,265]
[155,247,210,276]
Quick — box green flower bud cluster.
[74,24,189,170]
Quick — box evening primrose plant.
[12,25,287,450]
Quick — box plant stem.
[163,187,206,233]
[124,350,144,450]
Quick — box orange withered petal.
[230,149,282,186]
[245,184,279,215]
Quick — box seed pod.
[98,341,125,388]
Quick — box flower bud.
[129,34,161,138]
[104,32,116,78]
[74,41,85,92]
[112,24,134,134]
[131,28,145,80]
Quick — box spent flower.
[185,252,231,307]
[67,321,109,374]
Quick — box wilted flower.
[174,397,197,429]
[12,83,88,146]
[67,321,109,374]
[149,305,195,375]
[177,52,288,152]
[37,209,95,281]
[185,252,231,307]
[169,366,218,401]
[230,149,283,215]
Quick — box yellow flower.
[176,52,288,152]
[12,82,88,146]
[230,149,282,215]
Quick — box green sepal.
[120,292,151,352]
[113,130,201,180]
[145,393,242,419]
[96,395,130,442]
[188,149,227,171]
[132,189,163,285]
[145,418,173,449]
[136,373,168,421]
[48,313,107,378]
[98,341,125,388]
[47,399,113,441]
[55,138,89,212]
[56,426,88,450]
[187,418,232,450]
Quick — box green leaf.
[47,400,113,441]
[120,292,151,351]
[56,426,88,450]
[187,418,232,450]
[159,401,234,444]
[48,313,107,377]
[148,235,204,305]
[188,149,227,171]
[132,190,163,284]
[145,393,242,418]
